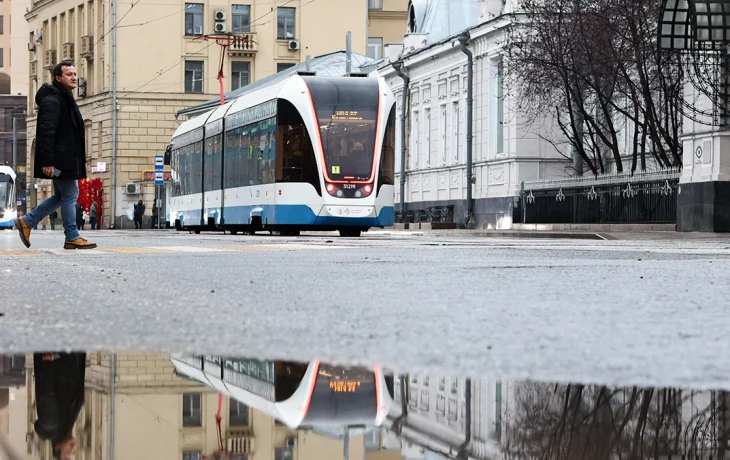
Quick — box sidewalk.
[384,223,730,240]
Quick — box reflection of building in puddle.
[384,374,502,460]
[385,374,730,460]
[0,355,33,460]
[20,353,397,460]
[171,356,402,460]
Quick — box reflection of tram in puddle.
[170,356,395,429]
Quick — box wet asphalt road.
[2,227,730,390]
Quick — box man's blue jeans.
[22,180,80,242]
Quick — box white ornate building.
[378,0,569,229]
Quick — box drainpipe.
[110,0,118,228]
[346,32,352,74]
[457,33,474,227]
[392,374,409,434]
[392,60,409,218]
[456,378,472,460]
[110,353,116,460]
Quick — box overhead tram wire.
[72,0,157,68]
[117,40,217,96]
[119,0,317,97]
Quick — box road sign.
[154,171,164,185]
[154,155,164,169]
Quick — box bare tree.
[501,383,730,460]
[505,0,682,176]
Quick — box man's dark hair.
[52,61,74,79]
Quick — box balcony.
[44,50,57,69]
[227,428,254,455]
[228,32,258,56]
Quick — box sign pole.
[154,155,164,229]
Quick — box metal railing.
[395,205,454,224]
[517,169,681,225]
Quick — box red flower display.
[77,178,103,215]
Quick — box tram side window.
[195,141,205,194]
[204,134,223,192]
[259,117,276,185]
[180,146,189,196]
[171,148,182,197]
[276,100,321,195]
[224,128,240,189]
[223,117,276,189]
[212,134,223,191]
[378,106,396,191]
[204,137,214,192]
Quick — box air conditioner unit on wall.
[214,22,226,33]
[214,10,226,21]
[286,437,296,449]
[288,40,300,51]
[125,183,141,195]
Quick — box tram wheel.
[339,229,362,238]
[230,230,238,235]
[194,229,201,234]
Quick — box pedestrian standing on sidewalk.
[13,61,96,250]
[90,201,97,230]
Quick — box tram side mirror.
[164,145,172,166]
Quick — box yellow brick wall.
[86,352,213,393]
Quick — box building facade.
[378,0,571,229]
[22,0,408,227]
[385,373,503,460]
[0,0,10,93]
[21,352,370,460]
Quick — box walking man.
[13,61,96,250]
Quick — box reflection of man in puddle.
[33,352,86,460]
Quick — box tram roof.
[0,165,16,179]
[176,50,382,119]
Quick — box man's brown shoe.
[13,218,30,248]
[63,238,97,250]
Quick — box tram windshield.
[300,364,377,425]
[0,178,12,211]
[305,77,380,182]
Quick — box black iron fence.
[395,205,454,224]
[516,169,681,225]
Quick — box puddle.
[0,352,725,460]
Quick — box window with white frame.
[423,108,431,167]
[184,3,203,35]
[231,61,250,90]
[367,37,383,60]
[184,61,204,93]
[440,105,447,165]
[497,60,504,154]
[182,392,202,426]
[232,5,250,33]
[452,102,460,164]
[277,7,295,39]
[411,111,419,169]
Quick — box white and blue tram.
[169,74,396,237]
[171,355,395,429]
[0,166,17,229]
